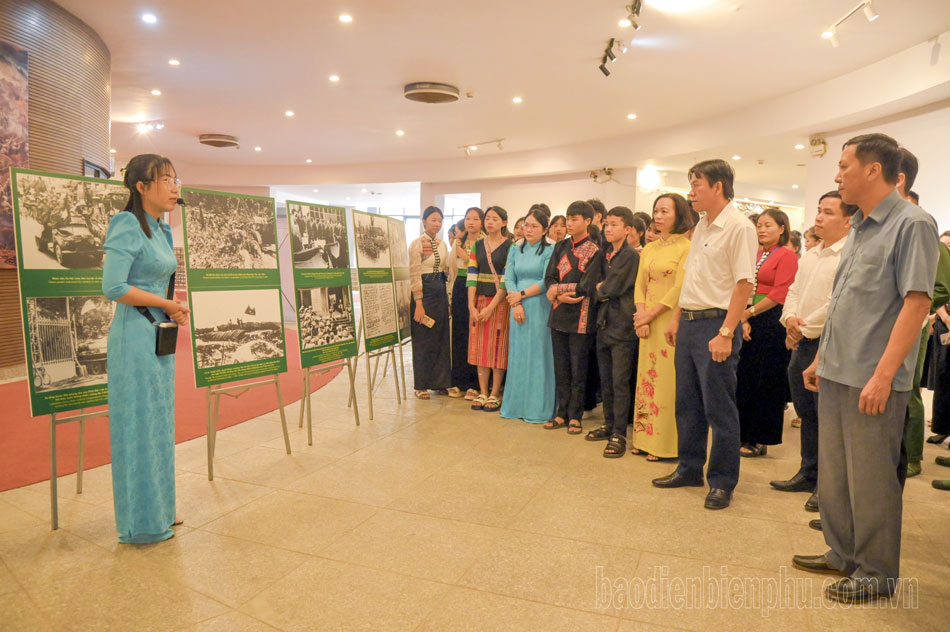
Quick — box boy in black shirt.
[543,201,604,434]
[585,206,640,457]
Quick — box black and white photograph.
[14,172,127,270]
[394,278,411,336]
[360,281,397,339]
[297,286,355,350]
[184,190,278,269]
[26,296,113,392]
[388,218,409,268]
[288,202,349,269]
[353,212,391,268]
[190,288,284,369]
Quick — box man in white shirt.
[771,191,856,516]
[652,159,758,510]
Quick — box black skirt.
[737,307,791,446]
[410,273,451,390]
[930,319,950,435]
[450,274,478,390]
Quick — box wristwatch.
[520,290,526,298]
[718,326,734,339]
[749,305,756,317]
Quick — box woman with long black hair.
[409,206,453,398]
[101,154,188,543]
[450,207,484,399]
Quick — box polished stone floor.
[1,362,948,631]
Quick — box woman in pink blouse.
[736,208,799,456]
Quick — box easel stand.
[205,374,289,480]
[298,356,360,444]
[48,407,103,530]
[348,320,401,420]
[397,336,410,400]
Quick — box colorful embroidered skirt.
[467,294,510,369]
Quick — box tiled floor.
[1,363,949,631]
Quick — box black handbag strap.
[137,273,176,324]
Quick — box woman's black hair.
[122,153,176,238]
[519,208,550,255]
[529,202,551,218]
[632,211,652,229]
[422,205,443,221]
[758,207,791,246]
[652,193,694,235]
[459,206,484,247]
[548,214,566,229]
[484,205,511,239]
[789,230,802,253]
[630,216,647,246]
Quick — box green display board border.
[10,167,126,416]
[286,200,358,368]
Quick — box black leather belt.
[681,308,727,321]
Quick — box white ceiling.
[57,0,950,182]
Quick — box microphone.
[176,198,185,206]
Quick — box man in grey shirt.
[792,133,938,603]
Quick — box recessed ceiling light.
[109,148,116,153]
[361,188,367,193]
[395,129,405,136]
[313,188,319,193]
[306,159,312,163]
[512,96,523,104]
[329,75,340,82]
[168,58,180,66]
[469,145,478,151]
[285,110,294,117]
[141,13,157,24]
[345,196,351,201]
[254,146,262,151]
[151,89,161,96]
[792,184,800,189]
[136,123,148,133]
[732,155,741,160]
[627,113,637,120]
[339,14,352,23]
[794,144,805,150]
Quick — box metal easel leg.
[365,351,374,420]
[390,348,401,404]
[299,373,306,429]
[50,413,58,531]
[346,357,360,426]
[274,375,291,454]
[76,407,86,495]
[398,341,407,400]
[206,387,215,481]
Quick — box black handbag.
[136,273,179,356]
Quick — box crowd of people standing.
[407,133,949,604]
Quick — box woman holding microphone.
[102,154,188,544]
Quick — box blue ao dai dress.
[500,238,556,423]
[101,212,178,543]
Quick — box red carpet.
[0,327,342,492]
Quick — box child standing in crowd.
[543,200,604,435]
[585,206,640,457]
[467,206,513,412]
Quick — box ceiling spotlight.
[168,58,180,66]
[822,28,840,47]
[151,89,161,96]
[512,96,523,104]
[630,17,641,30]
[254,146,262,151]
[599,55,610,77]
[863,1,879,22]
[605,47,617,62]
[285,110,294,117]
[619,17,632,27]
[627,113,637,120]
[141,13,157,24]
[465,148,471,156]
[792,184,800,189]
[795,144,805,149]
[339,14,352,23]
[306,159,312,163]
[329,74,340,82]
[109,148,116,153]
[469,145,478,151]
[313,189,319,193]
[497,141,503,150]
[155,123,164,129]
[732,155,741,160]
[395,129,405,136]
[136,123,147,133]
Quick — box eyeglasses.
[157,176,182,189]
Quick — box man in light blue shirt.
[792,133,938,603]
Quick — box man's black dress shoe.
[804,493,819,512]
[808,519,822,531]
[704,488,731,510]
[791,554,847,576]
[769,473,815,493]
[926,433,949,444]
[652,471,704,488]
[824,577,892,603]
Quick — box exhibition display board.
[387,216,411,341]
[286,200,357,367]
[352,209,398,351]
[180,188,287,387]
[10,168,125,416]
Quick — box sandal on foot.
[603,434,626,458]
[790,418,802,428]
[414,390,431,400]
[172,518,184,527]
[567,420,583,435]
[740,443,767,457]
[464,388,479,401]
[483,395,501,412]
[544,418,567,430]
[471,394,487,410]
[447,386,464,398]
[647,454,675,462]
[585,425,611,441]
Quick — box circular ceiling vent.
[404,82,459,104]
[198,134,240,149]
